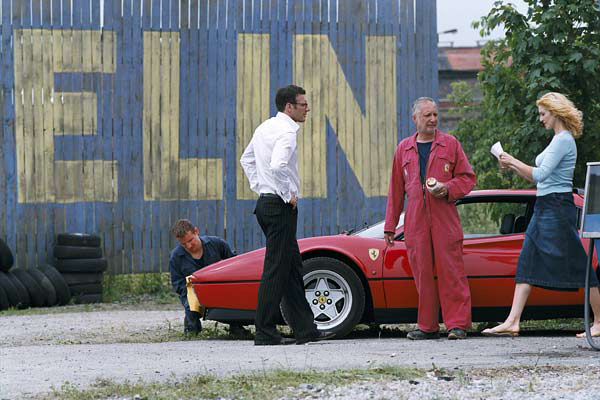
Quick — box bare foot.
[576,323,600,338]
[481,322,519,337]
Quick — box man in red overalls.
[384,97,476,340]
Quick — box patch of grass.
[37,366,425,400]
[103,272,178,304]
[519,318,584,331]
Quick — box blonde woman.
[483,92,600,338]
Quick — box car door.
[382,195,533,309]
[457,196,532,308]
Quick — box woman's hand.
[498,152,534,183]
[499,152,514,169]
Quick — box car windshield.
[352,213,404,239]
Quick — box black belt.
[260,193,280,199]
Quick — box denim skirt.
[516,191,599,290]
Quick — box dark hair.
[172,219,195,238]
[275,85,306,112]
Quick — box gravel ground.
[1,306,600,399]
[287,366,600,399]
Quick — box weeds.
[103,272,177,304]
[36,366,424,400]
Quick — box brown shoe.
[447,328,467,340]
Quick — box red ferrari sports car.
[191,189,599,337]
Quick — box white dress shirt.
[240,112,300,203]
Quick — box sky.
[437,0,529,47]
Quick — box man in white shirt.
[240,85,335,346]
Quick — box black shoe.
[183,315,202,336]
[406,329,440,340]
[228,324,251,337]
[254,337,296,346]
[296,331,336,345]
[184,326,202,336]
[447,328,467,340]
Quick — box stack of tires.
[53,233,107,304]
[0,239,71,310]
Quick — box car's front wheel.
[281,257,365,338]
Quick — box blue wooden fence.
[0,0,438,274]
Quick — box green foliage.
[452,0,600,189]
[103,272,177,304]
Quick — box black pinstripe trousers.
[254,195,318,342]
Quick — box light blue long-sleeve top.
[532,131,576,197]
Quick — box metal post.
[584,238,599,350]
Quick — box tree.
[452,0,600,189]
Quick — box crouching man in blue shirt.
[169,219,246,336]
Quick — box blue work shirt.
[169,236,235,308]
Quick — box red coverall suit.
[384,130,476,333]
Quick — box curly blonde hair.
[536,92,583,138]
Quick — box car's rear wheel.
[281,257,365,338]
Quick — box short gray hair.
[412,97,437,116]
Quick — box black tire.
[281,257,365,338]
[39,264,71,306]
[54,245,102,260]
[57,233,101,248]
[28,267,58,307]
[0,284,9,310]
[0,272,20,308]
[11,268,46,307]
[54,258,108,273]
[73,293,102,304]
[0,238,14,273]
[68,283,103,295]
[6,270,31,309]
[61,272,104,286]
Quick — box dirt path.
[1,309,599,399]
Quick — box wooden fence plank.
[149,0,161,273]
[129,0,143,272]
[323,0,337,236]
[0,0,7,248]
[2,0,16,256]
[223,0,238,250]
[215,0,227,239]
[93,0,109,265]
[140,0,152,272]
[80,0,95,239]
[121,0,134,273]
[157,0,173,272]
[98,0,115,273]
[40,0,55,264]
[14,0,30,268]
[111,0,124,273]
[69,0,84,234]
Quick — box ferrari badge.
[444,163,450,173]
[368,248,379,261]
